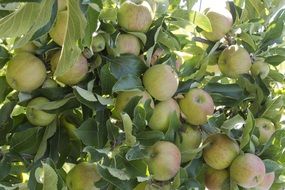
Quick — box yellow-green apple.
[146,141,181,181]
[143,64,179,101]
[50,51,88,85]
[118,1,154,32]
[230,153,266,188]
[49,10,67,46]
[251,59,270,79]
[254,172,275,190]
[218,45,252,78]
[92,33,105,53]
[175,124,202,163]
[66,162,101,190]
[179,88,214,125]
[26,97,56,126]
[203,134,239,170]
[6,53,46,92]
[116,34,141,55]
[149,98,180,132]
[255,118,275,144]
[204,167,230,190]
[42,78,58,88]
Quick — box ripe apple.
[118,1,154,32]
[42,78,58,88]
[66,162,101,190]
[146,141,181,181]
[203,134,239,170]
[254,172,275,190]
[149,98,180,132]
[49,10,67,46]
[92,33,105,53]
[6,53,47,92]
[255,118,275,145]
[230,153,266,188]
[116,34,141,55]
[201,8,233,41]
[26,97,56,126]
[251,59,270,79]
[50,51,88,85]
[218,45,252,78]
[204,167,230,190]
[175,124,202,163]
[179,88,214,125]
[143,64,179,101]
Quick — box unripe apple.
[201,8,233,41]
[50,51,88,85]
[230,153,266,188]
[204,167,230,190]
[6,53,47,92]
[149,98,180,132]
[118,1,154,32]
[179,88,214,125]
[146,141,181,181]
[116,34,141,55]
[203,134,239,170]
[254,172,275,190]
[175,125,202,163]
[143,64,179,101]
[26,97,56,126]
[218,45,252,78]
[42,78,58,88]
[92,34,105,53]
[49,10,67,46]
[251,60,270,79]
[255,118,275,144]
[66,162,101,190]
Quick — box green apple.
[143,64,179,101]
[203,134,239,170]
[92,33,105,53]
[251,59,270,79]
[179,88,214,125]
[42,78,58,88]
[50,51,88,85]
[201,8,233,41]
[254,172,275,190]
[26,97,56,126]
[218,45,252,78]
[118,1,154,32]
[149,98,180,132]
[230,153,266,188]
[49,10,67,46]
[204,167,230,190]
[116,34,141,55]
[146,141,181,181]
[6,53,46,92]
[66,162,101,190]
[255,118,275,145]
[175,124,202,163]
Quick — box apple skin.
[179,88,214,125]
[49,10,67,46]
[143,64,179,101]
[203,134,239,170]
[175,125,202,163]
[26,97,56,126]
[6,53,47,92]
[251,60,270,79]
[118,1,154,32]
[147,141,181,181]
[255,118,275,145]
[218,45,252,78]
[149,98,180,132]
[92,34,105,53]
[230,153,266,188]
[201,8,233,42]
[116,34,141,55]
[204,167,229,190]
[50,51,88,85]
[254,172,275,190]
[42,78,58,88]
[66,162,101,190]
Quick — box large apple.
[251,59,270,79]
[118,1,154,32]
[204,167,230,190]
[203,134,239,170]
[179,88,214,125]
[50,51,88,85]
[6,53,46,92]
[255,118,275,144]
[26,97,56,126]
[146,141,181,181]
[92,33,105,53]
[149,98,180,132]
[143,64,179,101]
[230,153,266,188]
[49,10,67,46]
[254,172,275,190]
[175,124,202,163]
[218,45,252,78]
[201,8,233,42]
[116,34,141,55]
[66,162,101,190]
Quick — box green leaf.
[221,115,245,130]
[265,55,285,66]
[125,145,148,161]
[262,20,284,44]
[263,159,284,173]
[136,131,164,146]
[238,32,257,50]
[35,163,58,190]
[0,45,10,69]
[157,30,180,50]
[112,75,144,93]
[127,32,147,45]
[0,76,12,104]
[100,63,117,94]
[121,113,136,146]
[75,118,99,146]
[189,10,212,32]
[261,96,283,122]
[73,86,97,102]
[240,110,255,149]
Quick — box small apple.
[146,141,181,181]
[42,78,58,88]
[6,53,47,92]
[255,118,275,145]
[251,59,270,79]
[230,153,266,188]
[204,167,230,190]
[66,162,101,190]
[179,88,214,125]
[218,45,252,78]
[203,134,239,170]
[49,10,67,46]
[116,34,141,55]
[26,97,56,126]
[254,172,275,190]
[92,33,105,53]
[149,98,180,132]
[143,64,179,101]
